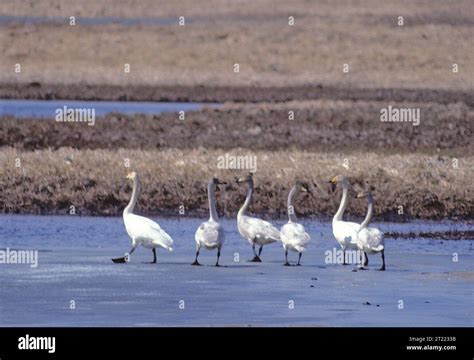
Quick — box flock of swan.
[112,172,386,270]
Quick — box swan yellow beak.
[328,176,338,193]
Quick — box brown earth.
[1,83,474,105]
[2,100,473,153]
[1,1,473,90]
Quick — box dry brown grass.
[0,147,472,219]
[1,0,472,89]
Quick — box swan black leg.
[191,248,201,266]
[364,252,369,267]
[297,252,302,266]
[284,249,290,266]
[379,250,386,271]
[149,248,157,264]
[258,245,263,257]
[342,249,348,265]
[215,248,221,267]
[357,250,366,270]
[250,243,262,262]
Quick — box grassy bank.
[0,147,472,219]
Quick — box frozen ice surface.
[0,99,220,118]
[0,215,472,326]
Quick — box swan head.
[235,172,254,184]
[355,190,373,200]
[212,177,227,186]
[126,172,138,181]
[328,175,350,192]
[296,181,312,194]
[210,177,227,192]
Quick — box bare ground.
[1,83,474,105]
[1,0,473,90]
[2,100,472,153]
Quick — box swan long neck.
[208,181,219,221]
[237,179,253,219]
[360,193,374,229]
[287,184,299,222]
[124,176,140,215]
[333,183,349,221]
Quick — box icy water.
[0,215,472,327]
[0,99,220,118]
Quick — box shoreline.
[1,83,474,106]
[0,213,472,240]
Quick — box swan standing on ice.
[355,191,386,271]
[112,172,173,264]
[280,182,311,266]
[192,177,227,266]
[236,173,281,262]
[328,175,363,265]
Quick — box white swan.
[280,182,311,266]
[192,177,227,266]
[329,175,361,265]
[236,173,281,262]
[112,172,173,264]
[355,191,386,271]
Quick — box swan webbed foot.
[249,256,262,262]
[283,262,291,266]
[296,263,302,266]
[191,260,202,266]
[379,266,386,271]
[111,257,127,263]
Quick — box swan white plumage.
[329,175,361,265]
[112,172,173,264]
[236,173,281,262]
[192,177,226,266]
[280,182,311,266]
[355,190,386,271]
